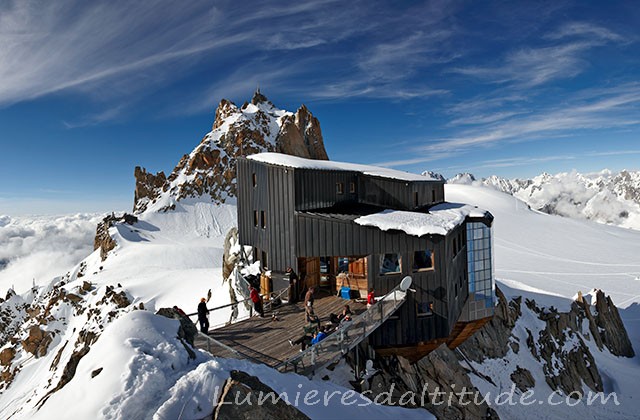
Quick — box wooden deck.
[194,291,366,368]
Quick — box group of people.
[195,267,374,350]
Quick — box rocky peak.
[250,88,270,105]
[133,92,329,214]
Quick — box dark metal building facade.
[237,155,494,353]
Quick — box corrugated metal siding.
[237,158,474,347]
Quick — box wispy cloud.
[451,22,625,87]
[375,83,640,168]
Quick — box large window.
[467,222,495,311]
[380,253,401,275]
[413,250,434,271]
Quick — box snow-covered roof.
[354,203,490,237]
[247,152,442,182]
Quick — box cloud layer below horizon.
[0,213,103,294]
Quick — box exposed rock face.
[277,105,328,160]
[156,307,198,352]
[460,287,635,400]
[365,286,635,417]
[0,348,15,366]
[510,366,535,392]
[592,290,635,357]
[21,326,53,358]
[214,370,309,420]
[222,228,240,281]
[93,213,138,261]
[369,346,497,419]
[133,90,329,214]
[133,167,167,213]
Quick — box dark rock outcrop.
[369,347,497,419]
[93,213,138,261]
[593,289,635,357]
[0,347,15,366]
[133,167,167,213]
[510,366,535,392]
[21,326,52,358]
[222,228,239,281]
[156,307,198,358]
[214,370,309,420]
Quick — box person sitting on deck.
[197,298,209,334]
[249,286,265,317]
[311,326,328,345]
[367,288,376,308]
[330,304,352,325]
[289,323,318,351]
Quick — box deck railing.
[277,284,408,376]
[187,270,289,330]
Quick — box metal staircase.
[276,282,410,377]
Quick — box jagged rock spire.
[251,87,269,105]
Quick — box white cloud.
[0,213,104,294]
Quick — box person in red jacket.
[367,288,376,308]
[250,286,265,317]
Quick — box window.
[253,211,259,227]
[261,251,268,269]
[380,253,401,275]
[349,182,356,193]
[252,173,257,187]
[336,182,344,194]
[432,189,436,203]
[414,191,419,207]
[260,211,266,228]
[413,250,434,271]
[417,301,433,317]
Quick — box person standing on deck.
[250,286,265,317]
[286,266,299,304]
[197,298,209,334]
[367,288,376,308]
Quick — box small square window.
[336,182,344,194]
[380,253,401,275]
[413,250,434,271]
[417,301,433,317]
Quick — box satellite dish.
[400,276,412,291]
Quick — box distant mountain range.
[437,169,640,230]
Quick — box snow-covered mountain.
[133,90,327,214]
[446,169,640,230]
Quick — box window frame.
[412,249,435,272]
[379,253,402,275]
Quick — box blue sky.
[0,0,639,215]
